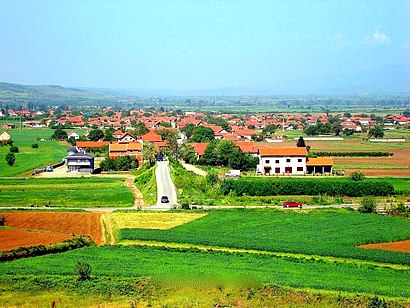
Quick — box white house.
[67,131,80,140]
[257,147,307,175]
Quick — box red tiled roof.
[187,142,209,156]
[259,147,307,156]
[76,141,110,148]
[306,157,333,166]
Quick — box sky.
[0,0,409,94]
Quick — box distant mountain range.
[0,63,409,102]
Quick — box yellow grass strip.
[111,213,207,230]
[118,239,410,271]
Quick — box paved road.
[144,161,178,210]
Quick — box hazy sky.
[0,0,409,92]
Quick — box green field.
[0,128,68,177]
[119,209,410,265]
[0,178,134,208]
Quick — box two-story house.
[257,147,308,175]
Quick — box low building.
[109,142,143,167]
[65,149,95,173]
[257,147,307,175]
[306,157,333,174]
[0,131,11,142]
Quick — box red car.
[283,201,302,208]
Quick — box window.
[297,167,303,171]
[275,167,280,173]
[298,158,302,162]
[265,159,270,164]
[275,159,279,163]
[286,158,291,162]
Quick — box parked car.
[161,196,169,203]
[225,169,241,178]
[45,166,53,172]
[283,201,302,208]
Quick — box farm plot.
[0,128,68,177]
[118,209,410,265]
[0,211,104,246]
[0,178,134,208]
[359,239,410,253]
[0,245,409,298]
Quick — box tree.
[368,125,384,139]
[134,122,149,136]
[100,157,115,171]
[67,136,77,146]
[179,144,196,164]
[199,141,218,165]
[156,129,178,158]
[51,128,68,140]
[31,143,39,149]
[87,129,105,141]
[142,142,158,166]
[296,137,306,147]
[192,126,215,142]
[228,147,244,169]
[181,123,195,139]
[262,124,276,136]
[350,172,365,181]
[216,140,236,166]
[104,127,115,142]
[5,152,15,166]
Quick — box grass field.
[0,245,409,298]
[119,209,410,265]
[0,128,68,177]
[0,178,134,208]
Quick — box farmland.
[119,209,410,265]
[0,128,68,177]
[0,178,134,208]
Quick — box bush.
[76,262,92,281]
[350,172,365,181]
[358,196,376,213]
[9,146,19,153]
[0,214,5,226]
[5,152,15,166]
[31,143,39,148]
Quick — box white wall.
[257,155,306,175]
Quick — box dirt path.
[124,176,144,209]
[101,213,115,245]
[180,161,207,176]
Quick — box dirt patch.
[359,239,410,253]
[0,229,73,251]
[1,212,104,245]
[345,169,410,176]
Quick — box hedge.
[312,151,393,157]
[220,178,394,197]
[0,236,94,262]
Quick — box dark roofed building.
[65,148,95,173]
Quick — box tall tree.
[87,129,105,141]
[142,142,158,166]
[296,136,306,147]
[192,126,215,142]
[368,125,384,139]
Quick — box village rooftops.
[306,157,334,166]
[258,147,307,157]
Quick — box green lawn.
[0,128,68,176]
[119,209,410,265]
[0,178,134,208]
[0,245,408,298]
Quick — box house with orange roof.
[186,142,209,160]
[109,142,143,167]
[141,131,162,143]
[118,132,136,143]
[76,141,110,150]
[257,147,308,175]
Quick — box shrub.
[350,172,365,181]
[31,143,39,148]
[9,146,19,153]
[0,214,5,226]
[358,196,376,213]
[76,262,92,281]
[5,152,15,166]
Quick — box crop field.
[111,212,207,230]
[0,211,104,246]
[0,178,134,208]
[0,128,68,177]
[0,229,74,251]
[0,245,409,298]
[119,209,410,265]
[359,239,410,253]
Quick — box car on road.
[45,166,53,172]
[283,201,302,208]
[161,195,169,203]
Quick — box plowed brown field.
[0,229,73,251]
[0,212,104,251]
[359,239,410,253]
